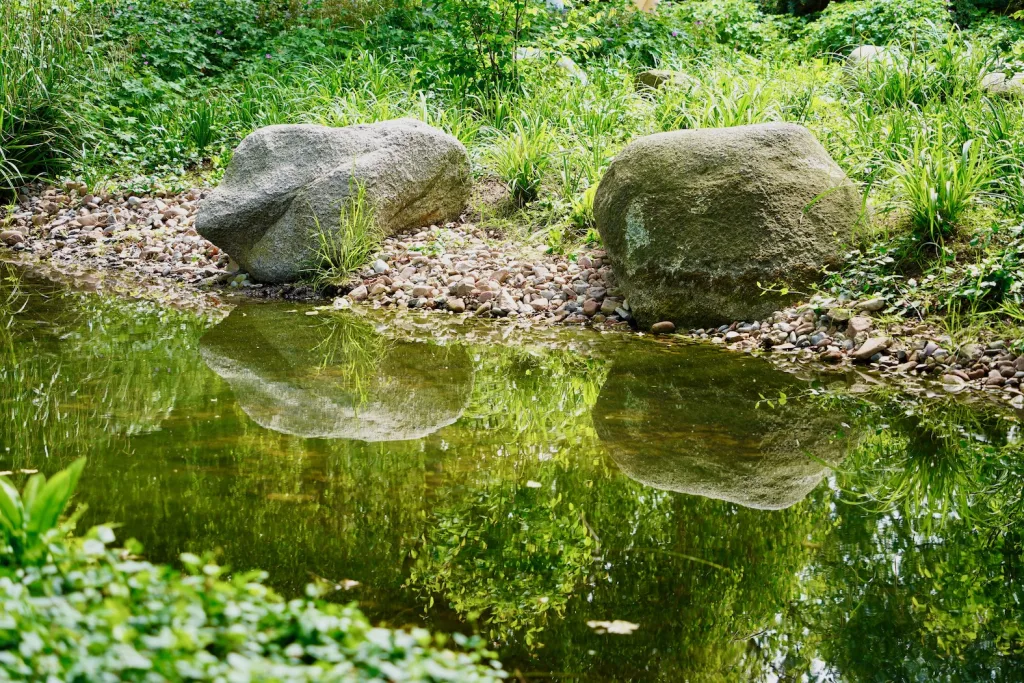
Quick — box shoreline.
[3,182,1024,410]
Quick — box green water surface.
[2,267,1023,681]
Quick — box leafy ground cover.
[3,0,1024,337]
[0,460,505,681]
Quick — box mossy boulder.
[594,123,860,328]
[197,119,470,283]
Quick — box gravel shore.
[4,181,1024,409]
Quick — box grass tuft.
[305,182,383,291]
[485,115,555,207]
[893,132,993,244]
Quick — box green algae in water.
[1,268,1024,680]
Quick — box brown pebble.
[651,321,675,334]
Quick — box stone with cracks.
[197,119,470,283]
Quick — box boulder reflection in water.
[593,345,850,510]
[200,304,474,441]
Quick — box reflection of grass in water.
[0,265,27,355]
[310,314,392,410]
[0,272,210,467]
[465,346,607,443]
[819,388,1019,534]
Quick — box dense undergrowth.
[0,460,505,681]
[3,0,1024,335]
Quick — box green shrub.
[677,0,787,53]
[415,0,538,92]
[543,2,686,67]
[802,0,953,55]
[760,0,831,17]
[101,0,269,80]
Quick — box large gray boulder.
[593,345,852,510]
[200,304,474,441]
[594,123,861,328]
[197,119,470,283]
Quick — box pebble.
[651,321,675,334]
[3,182,228,290]
[847,316,872,334]
[852,337,889,361]
[855,298,886,312]
[0,230,25,246]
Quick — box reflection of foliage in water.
[0,268,212,466]
[409,467,595,646]
[8,276,1024,678]
[409,342,824,677]
[823,390,1022,532]
[409,345,609,646]
[464,346,606,441]
[762,390,1024,680]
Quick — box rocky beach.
[3,180,1024,409]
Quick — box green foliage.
[0,458,86,567]
[0,0,92,194]
[418,0,538,92]
[485,115,554,206]
[0,527,505,680]
[894,134,992,243]
[677,0,787,53]
[544,2,687,67]
[100,0,269,80]
[764,0,830,17]
[802,0,953,55]
[306,181,383,290]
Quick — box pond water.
[2,267,1024,681]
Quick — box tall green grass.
[305,181,383,291]
[485,115,554,206]
[0,0,93,195]
[894,133,994,243]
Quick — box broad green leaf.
[28,458,86,535]
[0,477,24,531]
[21,473,44,515]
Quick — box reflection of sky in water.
[2,269,1024,680]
